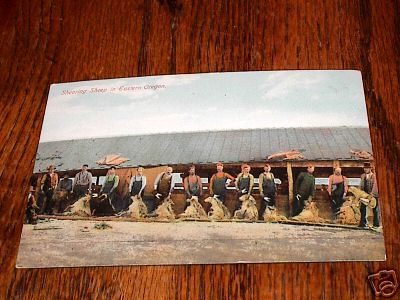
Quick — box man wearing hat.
[259,163,277,218]
[293,165,316,216]
[359,162,380,229]
[209,163,235,203]
[100,166,120,211]
[72,164,93,200]
[40,165,59,214]
[53,173,73,213]
[57,173,73,192]
[26,186,39,224]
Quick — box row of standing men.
[36,162,279,218]
[33,161,380,227]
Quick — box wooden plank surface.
[16,220,385,268]
[0,0,399,299]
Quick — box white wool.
[180,196,207,220]
[264,207,287,222]
[204,197,231,221]
[155,197,175,221]
[63,194,91,217]
[335,196,361,225]
[291,202,326,223]
[234,195,258,221]
[126,196,148,219]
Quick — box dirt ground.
[16,219,386,268]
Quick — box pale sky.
[40,70,368,142]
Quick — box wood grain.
[1,0,399,298]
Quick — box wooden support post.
[287,162,293,216]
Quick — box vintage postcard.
[17,70,386,268]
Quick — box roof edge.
[38,126,370,144]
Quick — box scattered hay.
[94,222,112,230]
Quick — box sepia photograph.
[17,70,386,268]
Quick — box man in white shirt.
[128,167,147,198]
[153,166,177,211]
[72,164,93,200]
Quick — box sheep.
[233,195,258,221]
[179,196,207,220]
[63,194,91,217]
[263,205,288,222]
[347,186,377,208]
[117,195,148,219]
[335,195,361,225]
[333,186,376,226]
[291,201,327,223]
[89,193,115,216]
[204,196,231,221]
[154,196,176,221]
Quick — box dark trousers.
[26,207,38,224]
[331,193,345,216]
[292,194,306,217]
[155,195,162,208]
[236,192,247,210]
[213,191,227,203]
[184,191,201,209]
[373,198,381,227]
[42,188,54,214]
[52,196,63,214]
[123,196,133,211]
[122,191,144,211]
[259,193,276,219]
[131,190,144,198]
[107,191,117,211]
[153,192,166,211]
[359,197,380,227]
[73,185,88,200]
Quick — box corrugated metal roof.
[34,127,372,172]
